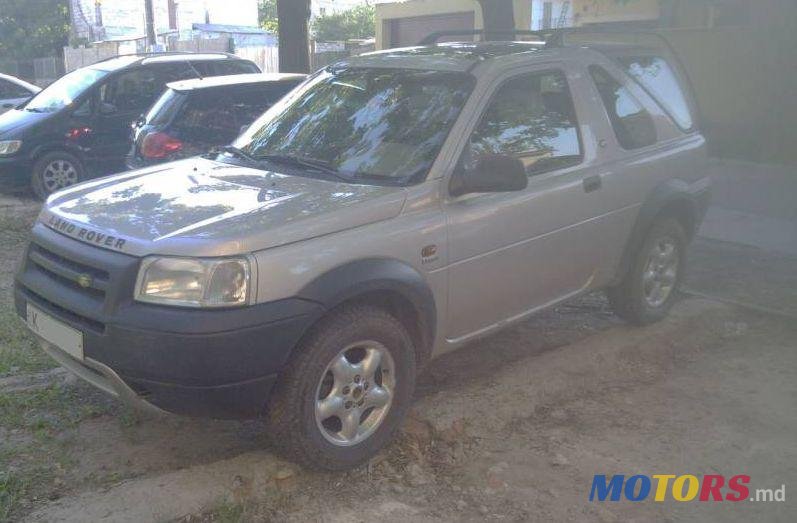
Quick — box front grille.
[28,243,109,299]
[24,287,106,334]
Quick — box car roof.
[167,73,306,92]
[343,40,654,73]
[88,53,246,72]
[0,72,40,93]
[344,41,568,72]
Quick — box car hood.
[0,108,49,137]
[41,158,408,257]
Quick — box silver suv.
[15,38,709,470]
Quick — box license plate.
[26,304,84,360]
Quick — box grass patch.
[210,500,246,523]
[0,385,114,520]
[0,385,109,432]
[0,470,26,523]
[0,213,36,243]
[0,306,54,377]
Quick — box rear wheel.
[31,151,84,200]
[608,218,687,325]
[265,304,416,470]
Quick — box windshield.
[234,67,474,184]
[25,68,108,112]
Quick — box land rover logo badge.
[77,274,93,288]
[421,244,438,264]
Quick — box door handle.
[583,175,602,193]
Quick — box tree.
[312,4,375,42]
[277,0,310,73]
[258,0,279,33]
[0,0,70,59]
[477,0,515,40]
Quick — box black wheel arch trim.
[29,142,87,168]
[296,258,437,363]
[614,178,709,285]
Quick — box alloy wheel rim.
[642,237,679,308]
[314,341,396,447]
[42,160,78,193]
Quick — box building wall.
[571,0,659,27]
[375,0,533,49]
[70,0,259,41]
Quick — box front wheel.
[608,218,687,325]
[31,151,85,200]
[265,304,416,470]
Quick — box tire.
[265,304,416,470]
[608,218,687,325]
[31,151,85,200]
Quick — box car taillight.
[141,132,183,159]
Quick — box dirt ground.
[1,195,795,522]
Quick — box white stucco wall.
[71,0,260,41]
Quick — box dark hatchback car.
[127,73,305,169]
[0,53,260,198]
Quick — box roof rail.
[418,29,554,46]
[94,50,238,64]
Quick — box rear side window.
[618,56,693,130]
[466,70,582,177]
[589,65,656,150]
[192,60,260,77]
[100,68,161,113]
[146,88,186,126]
[172,91,245,144]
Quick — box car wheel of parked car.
[31,152,84,200]
[608,218,687,325]
[266,304,416,470]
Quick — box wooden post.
[144,0,156,49]
[277,0,311,73]
[477,0,517,40]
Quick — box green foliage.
[258,0,279,34]
[0,0,70,59]
[312,4,375,42]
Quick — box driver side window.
[464,70,582,177]
[99,69,159,113]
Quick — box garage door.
[388,11,476,48]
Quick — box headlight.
[0,140,22,156]
[135,256,251,308]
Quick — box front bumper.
[15,224,323,418]
[0,154,32,190]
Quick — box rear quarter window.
[589,65,657,150]
[617,56,694,131]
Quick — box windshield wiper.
[220,145,260,165]
[257,154,352,183]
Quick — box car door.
[443,65,627,342]
[90,67,165,172]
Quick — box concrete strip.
[699,206,797,256]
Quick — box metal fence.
[0,57,64,87]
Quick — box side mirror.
[99,102,117,115]
[450,154,528,197]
